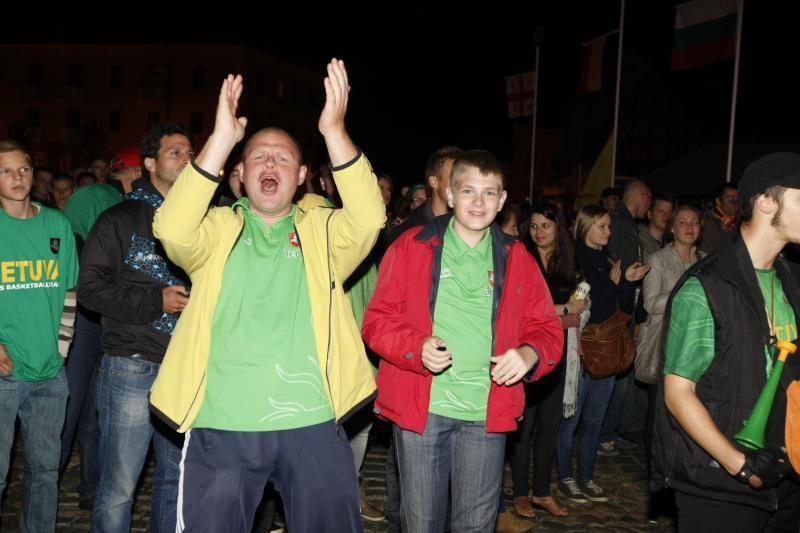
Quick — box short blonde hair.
[573,204,609,245]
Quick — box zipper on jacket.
[180,216,244,427]
[324,210,336,430]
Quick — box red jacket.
[362,216,563,434]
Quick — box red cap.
[110,148,141,171]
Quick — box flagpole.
[610,0,625,188]
[529,28,544,204]
[725,0,744,182]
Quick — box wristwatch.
[734,464,755,484]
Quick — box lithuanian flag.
[672,0,739,71]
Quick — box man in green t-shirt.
[150,60,385,532]
[0,140,78,531]
[654,153,800,531]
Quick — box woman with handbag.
[508,203,582,519]
[555,205,649,504]
[636,205,703,462]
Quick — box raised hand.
[216,74,248,144]
[195,75,248,174]
[319,58,350,139]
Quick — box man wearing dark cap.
[653,153,800,530]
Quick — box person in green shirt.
[0,139,78,532]
[151,59,385,533]
[59,179,122,510]
[363,151,564,532]
[654,153,800,531]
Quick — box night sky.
[8,2,800,187]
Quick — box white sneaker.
[578,480,608,502]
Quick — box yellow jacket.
[149,154,385,432]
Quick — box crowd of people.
[1,59,799,533]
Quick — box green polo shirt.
[664,270,796,382]
[193,201,334,431]
[429,219,494,421]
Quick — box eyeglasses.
[0,166,33,179]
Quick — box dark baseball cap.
[739,152,800,201]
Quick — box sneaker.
[360,495,386,522]
[613,436,638,450]
[495,510,533,533]
[578,480,608,502]
[596,441,619,457]
[558,478,588,503]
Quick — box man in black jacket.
[78,123,193,533]
[654,153,800,531]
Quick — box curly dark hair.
[139,123,192,178]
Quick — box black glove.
[735,446,791,489]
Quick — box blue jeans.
[60,309,102,501]
[599,368,633,443]
[0,369,68,533]
[394,413,505,533]
[92,355,182,533]
[555,369,614,483]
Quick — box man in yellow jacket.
[149,59,385,532]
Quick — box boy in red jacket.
[362,150,563,532]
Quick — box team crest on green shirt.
[289,232,300,247]
[484,271,494,297]
[49,238,60,254]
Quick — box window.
[110,65,123,88]
[190,111,203,133]
[25,108,40,128]
[66,64,82,87]
[110,110,121,131]
[66,110,80,130]
[192,67,206,90]
[149,66,165,89]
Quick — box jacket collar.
[709,234,800,341]
[125,178,165,208]
[413,212,515,249]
